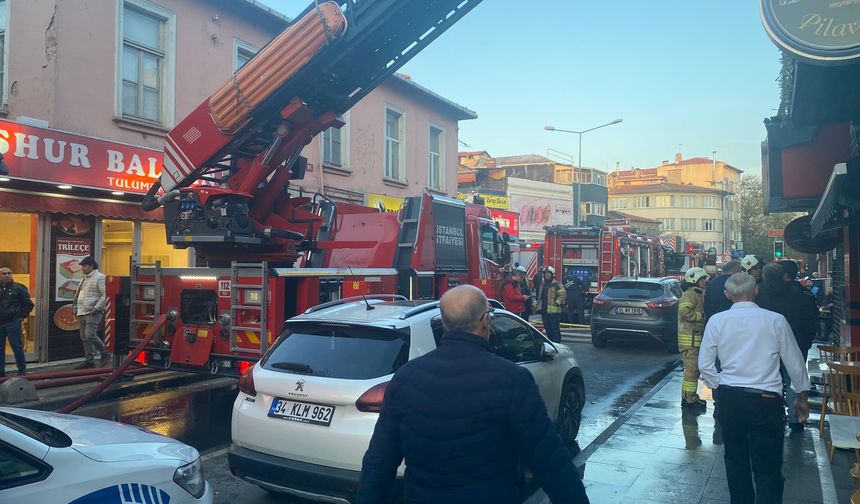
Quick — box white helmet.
[544,266,556,276]
[515,265,527,274]
[740,255,761,272]
[685,267,708,285]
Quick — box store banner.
[367,193,404,212]
[509,195,573,233]
[0,119,163,194]
[456,192,509,210]
[490,209,519,238]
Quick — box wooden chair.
[824,365,860,463]
[818,346,860,435]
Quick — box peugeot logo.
[295,379,305,392]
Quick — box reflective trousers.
[681,347,701,403]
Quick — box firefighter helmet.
[685,267,709,285]
[544,266,556,276]
[741,255,761,272]
[515,265,527,274]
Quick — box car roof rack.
[304,294,408,314]
[398,300,441,320]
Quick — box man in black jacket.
[355,285,589,504]
[704,260,740,323]
[0,267,34,377]
[756,263,818,432]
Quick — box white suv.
[228,298,585,503]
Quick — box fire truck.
[539,225,665,312]
[111,0,498,376]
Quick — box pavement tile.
[699,499,729,504]
[581,461,641,488]
[584,447,655,469]
[710,458,727,480]
[620,498,670,504]
[581,480,626,504]
[638,460,712,487]
[625,411,681,429]
[624,473,705,504]
[601,427,671,454]
[651,446,718,472]
[702,477,731,501]
[660,433,725,453]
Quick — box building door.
[0,212,40,364]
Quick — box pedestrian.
[755,263,818,433]
[0,267,34,377]
[679,267,708,412]
[503,270,528,318]
[564,273,586,325]
[740,254,763,283]
[704,260,740,323]
[516,265,533,320]
[699,272,810,504]
[538,267,566,343]
[72,256,109,368]
[355,285,589,504]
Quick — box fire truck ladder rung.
[132,281,156,287]
[233,262,267,268]
[232,305,262,310]
[233,326,262,332]
[131,318,157,324]
[233,283,262,289]
[230,261,269,355]
[131,300,155,305]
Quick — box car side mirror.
[541,341,558,361]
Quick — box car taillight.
[238,364,256,396]
[592,297,611,307]
[646,300,678,309]
[356,381,390,413]
[135,352,148,366]
[237,360,253,375]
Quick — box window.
[0,443,51,490]
[490,316,540,363]
[701,196,717,208]
[681,218,696,231]
[576,170,593,184]
[385,107,404,181]
[480,224,502,263]
[0,1,6,105]
[680,195,697,208]
[610,199,628,210]
[582,202,605,216]
[233,39,258,72]
[659,218,674,231]
[322,127,343,167]
[634,196,650,208]
[119,2,175,125]
[702,219,717,231]
[428,125,444,190]
[655,195,675,207]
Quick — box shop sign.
[367,193,404,212]
[509,194,573,233]
[0,118,163,193]
[761,0,860,63]
[489,209,519,238]
[456,192,509,210]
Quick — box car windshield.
[261,324,410,380]
[0,412,72,447]
[602,281,664,300]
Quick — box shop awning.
[811,160,860,236]
[0,189,163,221]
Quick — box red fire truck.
[108,0,497,376]
[540,225,665,309]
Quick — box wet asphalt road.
[82,335,679,503]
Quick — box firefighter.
[679,266,709,412]
[564,273,587,324]
[502,270,527,318]
[740,254,763,283]
[538,266,566,343]
[515,266,533,320]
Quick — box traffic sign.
[767,229,784,237]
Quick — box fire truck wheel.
[591,330,607,348]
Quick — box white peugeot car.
[0,407,212,503]
[229,298,585,503]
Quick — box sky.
[261,1,783,175]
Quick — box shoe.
[75,362,95,369]
[789,422,805,433]
[682,399,707,409]
[16,369,25,377]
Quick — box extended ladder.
[130,261,162,346]
[229,262,270,355]
[599,231,615,290]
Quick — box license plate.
[615,307,643,315]
[268,398,335,427]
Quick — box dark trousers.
[542,313,562,342]
[717,386,785,504]
[0,319,26,376]
[568,294,584,324]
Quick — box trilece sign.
[761,0,860,63]
[0,119,163,193]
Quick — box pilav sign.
[761,0,860,63]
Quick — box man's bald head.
[440,285,490,337]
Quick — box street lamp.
[545,118,622,226]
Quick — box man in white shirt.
[699,272,809,504]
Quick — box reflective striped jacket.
[678,286,705,349]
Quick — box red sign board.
[767,229,784,237]
[0,119,163,194]
[490,209,519,238]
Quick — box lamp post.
[545,118,622,226]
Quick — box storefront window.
[141,222,188,266]
[0,212,38,359]
[102,220,133,276]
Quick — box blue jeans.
[780,364,799,424]
[0,319,26,375]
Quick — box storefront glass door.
[102,220,133,275]
[1,212,39,363]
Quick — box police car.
[0,407,213,503]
